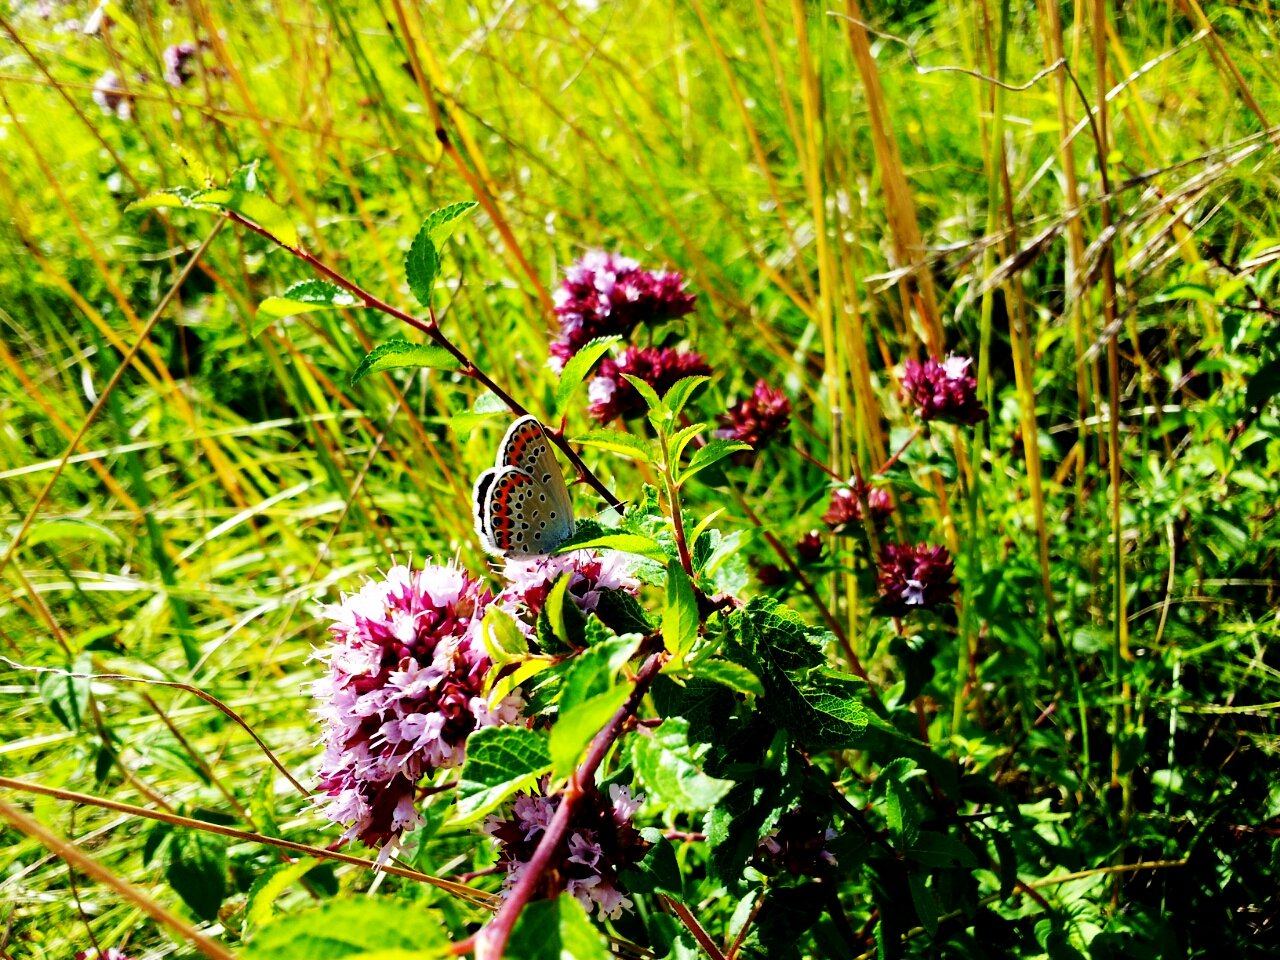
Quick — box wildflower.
[795,531,824,564]
[821,482,893,534]
[501,550,641,620]
[313,562,521,848]
[483,782,649,920]
[900,354,986,425]
[91,71,133,120]
[587,346,711,424]
[550,251,696,367]
[755,562,786,587]
[76,950,135,960]
[753,809,838,878]
[717,379,791,449]
[876,543,956,614]
[162,41,199,87]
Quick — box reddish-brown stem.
[221,211,624,514]
[665,472,695,575]
[455,651,669,958]
[725,892,767,960]
[663,894,728,960]
[874,424,923,478]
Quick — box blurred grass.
[2,0,1280,954]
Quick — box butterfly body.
[474,416,576,556]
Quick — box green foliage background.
[1,0,1279,956]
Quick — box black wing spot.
[549,511,556,519]
[534,532,541,540]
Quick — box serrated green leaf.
[554,336,621,415]
[505,896,612,960]
[405,201,477,308]
[165,829,227,922]
[678,438,749,486]
[257,280,361,322]
[243,900,449,957]
[908,873,939,937]
[570,429,656,462]
[666,422,706,467]
[621,374,667,425]
[560,636,642,714]
[907,831,978,868]
[553,532,667,561]
[690,659,763,697]
[550,685,631,777]
[244,858,323,935]
[663,376,710,419]
[631,718,732,813]
[454,726,552,824]
[662,560,698,659]
[350,339,464,385]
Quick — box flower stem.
[221,210,624,514]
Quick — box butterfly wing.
[480,466,575,556]
[497,416,575,535]
[472,467,500,552]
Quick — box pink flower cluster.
[92,71,135,120]
[717,379,791,449]
[313,563,521,847]
[550,251,696,367]
[163,41,199,87]
[901,354,986,425]
[76,950,134,960]
[876,543,956,614]
[587,346,711,424]
[822,482,893,533]
[501,550,641,621]
[483,782,649,920]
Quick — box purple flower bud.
[586,346,711,424]
[91,71,134,120]
[312,563,521,848]
[821,482,893,534]
[550,251,696,368]
[901,354,986,425]
[755,562,786,587]
[796,531,824,564]
[876,542,956,614]
[717,379,791,449]
[163,41,199,87]
[483,781,649,920]
[753,809,838,877]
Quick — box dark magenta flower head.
[483,781,649,919]
[587,346,710,424]
[717,379,791,449]
[822,482,893,533]
[876,543,956,614]
[753,808,838,878]
[796,530,824,564]
[550,251,696,368]
[312,563,521,849]
[901,354,986,425]
[163,41,199,87]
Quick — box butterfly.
[473,415,576,556]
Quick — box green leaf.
[666,422,706,467]
[165,829,227,922]
[24,518,121,549]
[907,831,978,868]
[663,375,710,419]
[678,438,750,486]
[550,685,631,777]
[570,429,656,462]
[350,339,464,385]
[257,280,361,324]
[480,605,530,664]
[244,858,323,935]
[126,187,198,210]
[454,726,552,824]
[1246,356,1280,411]
[405,201,478,308]
[908,873,939,937]
[732,599,869,750]
[662,560,698,659]
[560,636,642,714]
[621,374,667,426]
[243,900,449,957]
[690,659,764,697]
[505,896,612,960]
[38,656,91,731]
[554,336,621,415]
[631,717,732,814]
[553,532,668,561]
